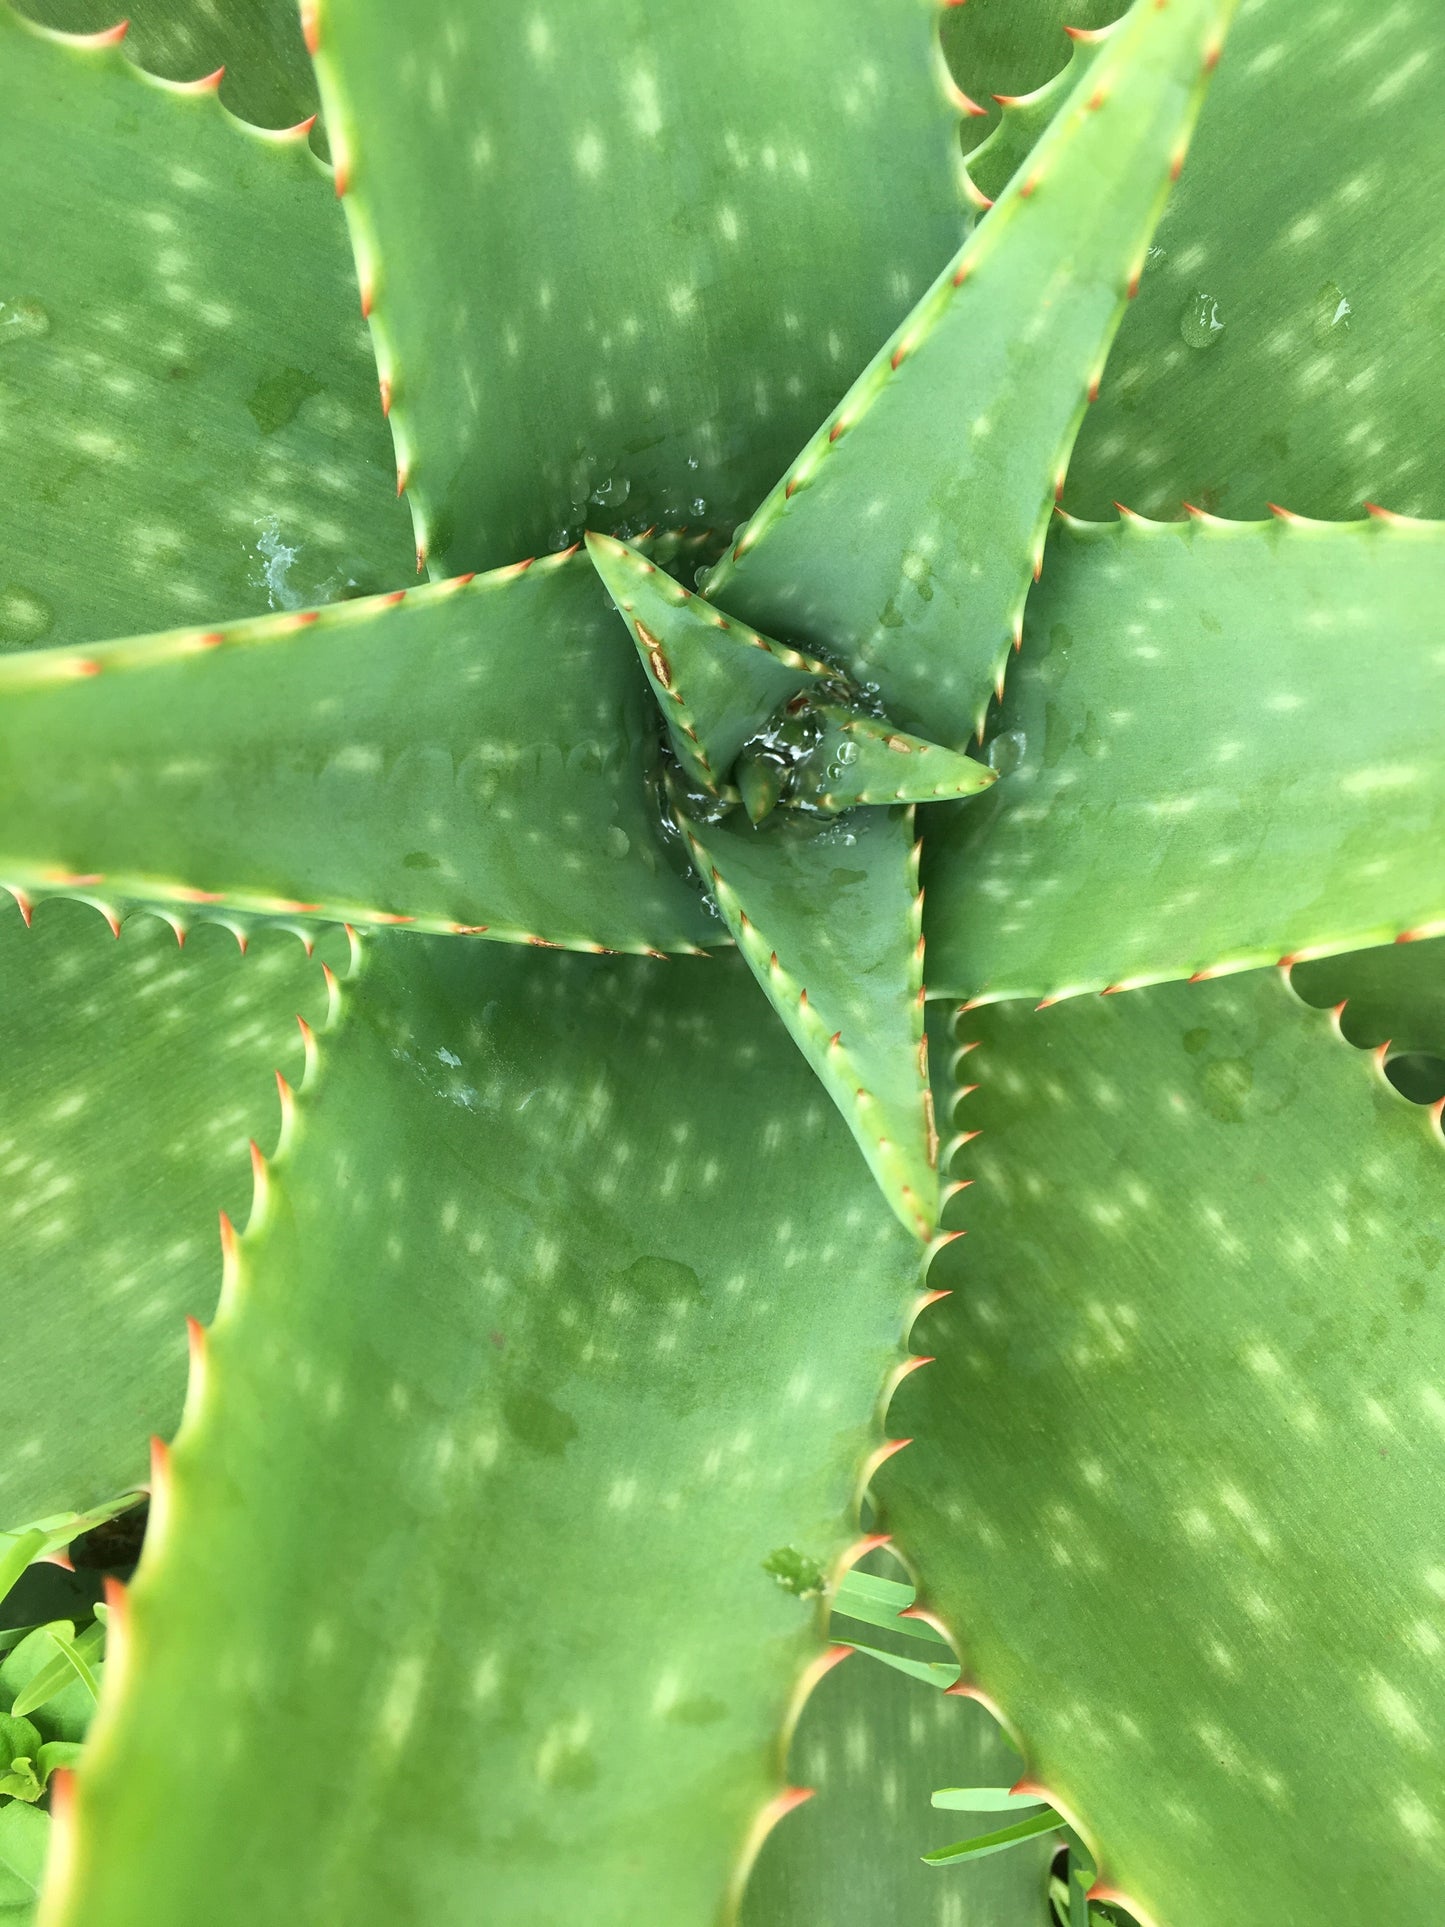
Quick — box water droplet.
[1312,279,1352,345]
[836,739,860,767]
[685,455,700,471]
[605,826,630,858]
[690,497,707,517]
[252,515,304,611]
[0,299,50,348]
[1179,292,1225,350]
[985,728,1027,777]
[590,474,630,508]
[0,584,55,646]
[692,563,713,591]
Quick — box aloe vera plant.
[2,0,1443,1921]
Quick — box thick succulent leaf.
[966,36,1101,206]
[0,6,411,652]
[681,806,936,1239]
[585,533,828,793]
[788,710,997,813]
[743,1589,1053,1926]
[17,0,318,128]
[883,969,1445,1925]
[925,515,1445,1003]
[50,942,922,1927]
[0,555,717,954]
[941,0,1122,162]
[1290,937,1445,1061]
[306,0,969,577]
[705,0,1234,748]
[0,898,334,1533]
[1069,0,1445,520]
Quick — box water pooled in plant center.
[1180,291,1226,350]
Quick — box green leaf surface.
[52,942,921,1927]
[924,515,1445,1003]
[681,806,937,1239]
[585,533,828,793]
[0,1802,47,1917]
[742,1631,1052,1925]
[307,0,969,577]
[0,1628,100,1745]
[787,709,997,813]
[923,1808,1064,1867]
[17,0,318,129]
[0,5,411,653]
[0,555,718,954]
[1291,937,1445,1061]
[0,897,334,1532]
[9,1623,100,1722]
[884,968,1445,1923]
[706,0,1234,747]
[1068,0,1445,520]
[934,1788,1048,1813]
[832,1569,948,1645]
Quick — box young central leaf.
[585,533,829,792]
[743,706,997,816]
[679,803,938,1240]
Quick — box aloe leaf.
[883,967,1445,1922]
[925,514,1445,1003]
[1291,937,1445,1060]
[0,8,411,654]
[0,556,716,954]
[584,534,828,794]
[742,1611,1052,1925]
[50,941,921,1926]
[306,0,969,577]
[680,806,937,1239]
[941,0,1122,159]
[966,34,1103,206]
[786,711,997,814]
[706,0,1234,748]
[1070,0,1445,520]
[17,0,318,129]
[0,897,335,1530]
[0,1802,47,1915]
[923,1808,1064,1867]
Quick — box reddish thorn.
[249,1138,266,1184]
[952,260,971,288]
[917,1286,952,1309]
[395,463,408,497]
[11,890,33,928]
[149,1434,171,1484]
[41,1548,75,1572]
[382,589,406,605]
[1019,177,1037,200]
[890,345,906,370]
[378,375,392,417]
[186,1314,206,1368]
[300,1,320,55]
[1087,88,1107,111]
[282,114,318,139]
[784,476,800,499]
[829,419,845,442]
[1087,376,1101,403]
[185,65,225,93]
[102,1573,128,1616]
[1429,1096,1445,1129]
[1127,269,1141,299]
[1170,150,1185,181]
[88,19,131,44]
[76,658,102,677]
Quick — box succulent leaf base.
[1,0,1443,1923]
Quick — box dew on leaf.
[605,826,631,858]
[1180,292,1226,350]
[1312,279,1352,345]
[985,729,1027,777]
[0,298,49,346]
[590,474,630,508]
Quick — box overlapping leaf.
[681,807,937,1239]
[0,555,717,953]
[925,515,1445,1002]
[884,968,1445,1924]
[52,942,921,1927]
[1291,936,1445,1061]
[0,6,410,653]
[18,0,318,128]
[0,899,335,1533]
[706,0,1235,747]
[308,0,969,577]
